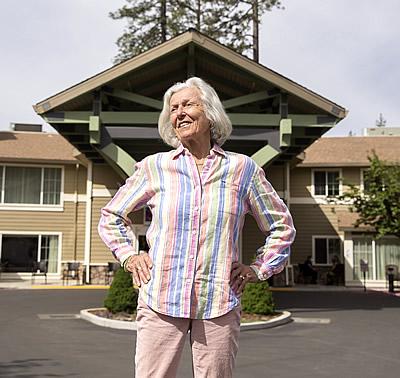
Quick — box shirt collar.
[171,143,226,159]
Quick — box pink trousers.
[135,300,241,378]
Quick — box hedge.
[241,281,275,315]
[104,268,138,314]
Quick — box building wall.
[0,162,88,275]
[291,167,312,197]
[265,165,285,192]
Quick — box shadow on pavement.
[0,358,77,377]
[274,290,400,312]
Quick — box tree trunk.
[197,0,201,31]
[161,0,167,41]
[252,0,259,62]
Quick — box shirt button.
[194,206,199,211]
[189,255,195,259]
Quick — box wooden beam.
[43,112,90,124]
[251,145,280,167]
[280,118,292,147]
[222,90,279,109]
[89,116,101,144]
[280,92,288,118]
[187,44,195,77]
[43,111,338,128]
[97,143,136,178]
[102,88,163,110]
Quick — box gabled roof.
[0,132,77,164]
[298,136,400,167]
[34,30,346,119]
[33,29,347,171]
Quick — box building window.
[314,237,341,265]
[361,169,370,192]
[353,236,400,281]
[313,170,340,196]
[0,166,62,205]
[0,234,59,273]
[352,237,374,280]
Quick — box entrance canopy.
[34,30,347,177]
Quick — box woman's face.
[169,87,211,147]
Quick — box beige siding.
[64,164,87,195]
[91,197,114,264]
[265,166,285,192]
[291,168,312,197]
[289,204,343,263]
[342,167,361,191]
[0,202,86,262]
[93,164,122,190]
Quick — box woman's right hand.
[125,252,153,287]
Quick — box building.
[291,136,400,287]
[2,30,362,285]
[1,131,398,287]
[0,130,88,281]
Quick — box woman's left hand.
[230,262,258,296]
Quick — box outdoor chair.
[63,262,81,285]
[105,262,120,285]
[297,263,317,284]
[31,260,48,284]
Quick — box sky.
[1,0,399,137]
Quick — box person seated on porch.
[327,255,344,285]
[301,256,318,284]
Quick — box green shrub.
[104,268,138,314]
[241,281,275,315]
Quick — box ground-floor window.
[0,234,59,273]
[313,236,341,265]
[352,236,400,280]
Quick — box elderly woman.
[98,77,295,377]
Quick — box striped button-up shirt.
[98,144,295,319]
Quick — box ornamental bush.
[241,281,275,315]
[104,268,138,314]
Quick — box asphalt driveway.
[0,288,399,377]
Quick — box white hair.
[158,77,232,148]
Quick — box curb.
[80,308,292,331]
[240,311,292,330]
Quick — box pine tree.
[110,0,283,63]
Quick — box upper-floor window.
[313,170,340,196]
[0,166,62,205]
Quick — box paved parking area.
[0,288,399,377]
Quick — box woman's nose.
[177,104,186,116]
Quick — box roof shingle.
[298,136,400,167]
[0,131,77,163]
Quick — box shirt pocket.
[216,180,245,217]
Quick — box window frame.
[312,235,342,266]
[0,164,64,211]
[311,169,342,197]
[0,231,62,274]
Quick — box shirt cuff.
[250,264,272,281]
[116,248,139,270]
